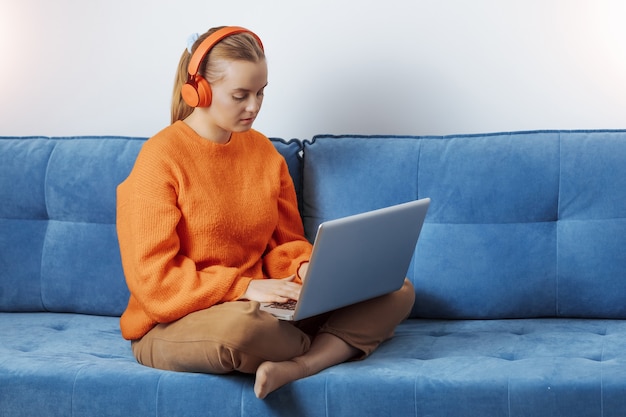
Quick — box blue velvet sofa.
[2,130,626,416]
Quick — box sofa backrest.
[0,136,303,316]
[2,131,626,320]
[302,131,626,320]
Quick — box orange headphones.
[181,26,264,108]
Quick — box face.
[206,59,268,139]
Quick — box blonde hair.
[171,27,265,124]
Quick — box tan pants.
[132,279,415,374]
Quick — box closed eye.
[232,83,267,102]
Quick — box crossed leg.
[131,279,415,399]
[254,278,415,398]
[254,332,358,399]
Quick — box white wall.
[1,0,624,139]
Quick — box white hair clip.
[187,33,200,53]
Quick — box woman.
[116,25,415,399]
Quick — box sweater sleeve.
[262,158,313,281]
[116,147,252,326]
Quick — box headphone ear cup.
[194,77,212,107]
[181,75,212,107]
[181,81,200,107]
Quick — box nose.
[246,95,262,113]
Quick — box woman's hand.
[239,276,302,303]
[297,261,309,283]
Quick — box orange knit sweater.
[117,121,312,340]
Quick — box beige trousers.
[131,279,415,374]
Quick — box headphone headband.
[187,26,264,79]
[182,26,263,108]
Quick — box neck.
[183,110,231,144]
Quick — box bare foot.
[254,333,359,399]
[254,359,308,399]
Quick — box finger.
[284,284,301,301]
[271,285,300,302]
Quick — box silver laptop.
[260,198,430,321]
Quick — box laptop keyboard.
[264,300,297,310]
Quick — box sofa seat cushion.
[0,312,250,416]
[2,313,626,417]
[368,319,626,417]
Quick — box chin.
[232,125,254,133]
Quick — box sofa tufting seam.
[600,348,605,417]
[324,374,330,417]
[42,138,55,224]
[555,132,562,318]
[240,377,244,417]
[415,137,422,202]
[155,372,164,417]
[46,217,116,227]
[71,363,91,417]
[507,374,512,417]
[39,138,57,313]
[413,374,419,417]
